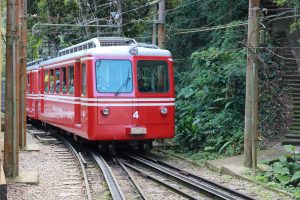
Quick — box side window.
[68,65,74,95]
[27,74,30,92]
[62,67,67,94]
[38,71,41,93]
[55,68,60,93]
[44,70,49,93]
[82,63,86,96]
[49,69,54,93]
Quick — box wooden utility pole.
[19,0,27,149]
[152,5,157,45]
[244,0,260,169]
[116,0,123,36]
[4,0,20,177]
[158,0,165,49]
[0,0,2,138]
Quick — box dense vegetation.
[23,0,298,156]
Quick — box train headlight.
[102,107,110,116]
[160,107,168,115]
[129,46,138,55]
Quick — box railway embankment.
[206,147,299,198]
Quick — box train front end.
[90,44,175,148]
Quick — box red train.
[26,37,175,152]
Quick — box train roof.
[26,59,43,70]
[27,37,172,70]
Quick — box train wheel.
[98,143,108,154]
[108,143,116,156]
[74,134,78,142]
[138,141,151,154]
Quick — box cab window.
[137,60,169,93]
[95,60,132,93]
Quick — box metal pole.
[4,0,20,177]
[19,0,27,149]
[158,0,165,49]
[244,0,260,170]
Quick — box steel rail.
[114,158,148,200]
[138,153,256,200]
[90,151,126,200]
[120,159,201,200]
[122,153,256,200]
[59,136,92,200]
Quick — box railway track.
[59,136,92,200]
[113,158,148,200]
[89,151,126,200]
[119,153,257,200]
[29,125,257,200]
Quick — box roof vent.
[97,37,136,46]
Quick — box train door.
[79,62,87,125]
[136,59,172,125]
[29,72,33,113]
[41,69,47,113]
[26,73,31,113]
[74,61,81,125]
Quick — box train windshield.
[137,60,169,93]
[95,60,133,93]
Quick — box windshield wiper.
[115,77,131,96]
[115,69,131,96]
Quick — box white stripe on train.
[27,95,175,102]
[26,97,175,106]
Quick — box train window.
[55,68,60,93]
[137,60,169,93]
[68,65,74,95]
[82,64,86,95]
[95,60,132,93]
[49,69,54,93]
[44,70,49,93]
[62,67,67,94]
[27,74,30,92]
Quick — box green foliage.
[166,0,248,63]
[256,146,300,197]
[174,46,246,155]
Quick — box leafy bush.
[175,47,247,155]
[256,145,300,198]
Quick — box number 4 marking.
[133,111,139,119]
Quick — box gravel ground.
[7,129,86,200]
[7,129,296,200]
